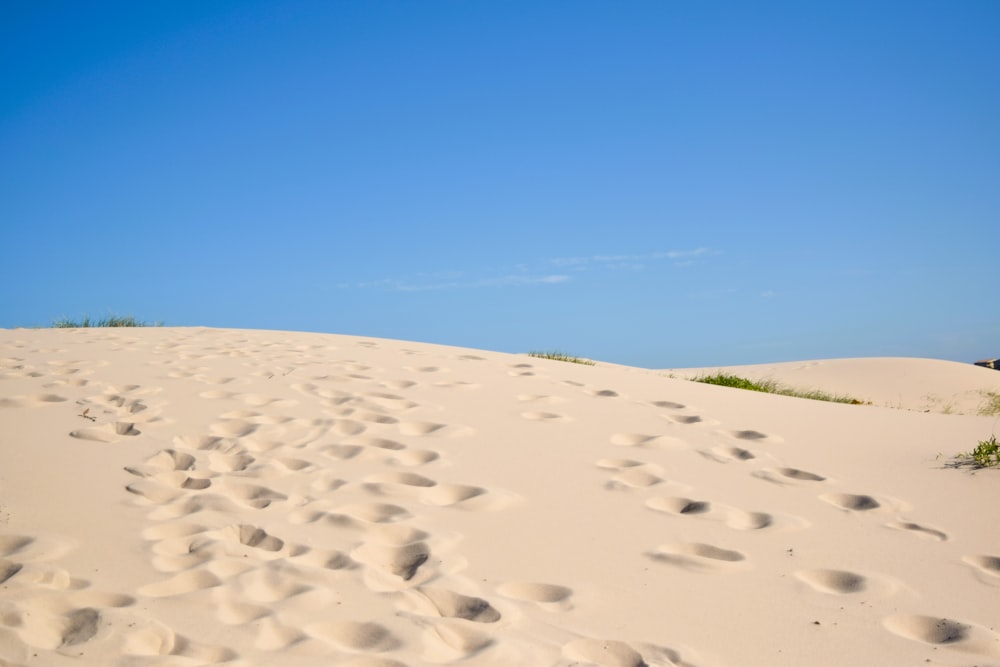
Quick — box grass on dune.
[52,314,161,328]
[978,391,1000,417]
[527,351,596,366]
[691,372,867,405]
[961,434,1000,468]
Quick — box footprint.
[663,414,703,425]
[609,433,660,447]
[233,564,312,602]
[883,614,972,645]
[650,400,685,409]
[422,484,486,507]
[701,445,756,463]
[334,503,411,524]
[497,581,572,606]
[387,449,440,467]
[595,458,644,470]
[0,559,23,584]
[220,482,288,510]
[886,521,948,541]
[721,429,783,442]
[421,620,494,660]
[963,555,1000,582]
[209,419,257,438]
[305,621,399,652]
[645,496,711,515]
[520,411,565,422]
[608,468,662,489]
[821,493,881,511]
[352,542,431,582]
[753,467,826,484]
[415,587,501,622]
[562,638,647,667]
[227,524,285,552]
[648,542,747,572]
[253,617,307,650]
[795,569,868,594]
[724,509,775,531]
[0,394,67,408]
[69,422,141,442]
[588,389,620,398]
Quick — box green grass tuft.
[691,372,866,405]
[965,434,1000,468]
[527,351,596,366]
[52,314,161,328]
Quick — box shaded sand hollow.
[0,327,998,667]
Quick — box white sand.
[1,327,998,667]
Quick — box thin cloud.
[550,248,710,270]
[343,247,709,292]
[344,272,571,292]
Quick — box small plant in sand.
[965,435,1000,468]
[527,351,596,366]
[52,314,161,328]
[978,391,1000,417]
[691,372,866,405]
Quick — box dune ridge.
[0,327,997,666]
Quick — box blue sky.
[2,1,997,367]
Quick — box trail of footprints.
[584,390,995,659]
[2,337,999,665]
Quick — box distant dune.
[1,327,998,666]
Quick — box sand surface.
[1,327,998,667]
[668,357,1000,415]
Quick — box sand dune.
[1,327,998,666]
[668,357,1000,415]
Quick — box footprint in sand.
[648,542,748,573]
[646,496,712,516]
[420,618,494,661]
[0,393,68,408]
[352,541,432,584]
[662,413,705,425]
[520,411,566,422]
[562,638,647,667]
[607,463,664,490]
[408,587,501,623]
[497,581,573,610]
[795,569,869,594]
[962,555,1000,583]
[610,433,660,447]
[753,467,827,485]
[700,445,756,463]
[882,614,1000,655]
[305,620,400,652]
[722,429,783,443]
[820,493,881,512]
[69,421,141,442]
[885,520,948,541]
[650,400,686,409]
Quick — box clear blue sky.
[2,1,997,367]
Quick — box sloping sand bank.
[668,357,1000,415]
[1,328,998,666]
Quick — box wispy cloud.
[343,272,571,292]
[342,248,710,292]
[551,248,710,270]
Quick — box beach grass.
[527,351,596,366]
[977,390,1000,417]
[692,372,867,405]
[965,434,1000,468]
[52,314,160,328]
